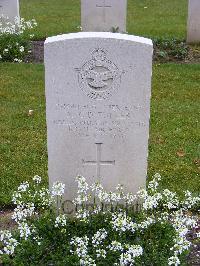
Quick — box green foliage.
[111,27,120,33]
[0,34,30,62]
[1,211,186,266]
[0,15,37,62]
[153,38,189,61]
[1,175,198,265]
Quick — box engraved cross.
[82,143,115,180]
[96,0,112,23]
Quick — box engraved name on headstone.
[0,0,19,24]
[187,0,200,43]
[45,32,153,205]
[81,0,127,32]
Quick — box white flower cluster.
[18,222,35,240]
[109,240,123,251]
[12,202,36,223]
[75,173,182,214]
[70,232,143,265]
[74,176,137,215]
[73,176,90,205]
[162,189,179,209]
[0,176,66,255]
[168,210,197,265]
[96,248,107,259]
[147,173,161,192]
[70,236,96,265]
[0,16,37,63]
[75,208,91,222]
[0,174,199,265]
[111,212,136,233]
[91,182,123,204]
[73,174,199,265]
[33,175,42,184]
[168,256,180,266]
[34,187,52,208]
[119,244,143,265]
[182,190,200,210]
[92,228,107,247]
[17,181,29,192]
[111,212,155,234]
[0,16,37,35]
[0,41,25,64]
[136,174,179,211]
[51,182,65,197]
[55,214,67,228]
[0,230,18,255]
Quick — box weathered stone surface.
[187,0,200,43]
[81,0,127,32]
[0,0,19,23]
[45,32,153,206]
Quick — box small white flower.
[55,214,67,228]
[3,48,9,53]
[119,244,143,265]
[96,248,106,258]
[92,229,107,247]
[0,230,19,255]
[19,46,24,53]
[33,175,41,184]
[13,58,22,63]
[168,255,180,266]
[18,222,32,240]
[51,182,65,197]
[18,181,29,192]
[109,241,123,251]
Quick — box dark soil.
[153,45,200,64]
[187,219,200,265]
[25,40,200,64]
[24,41,44,63]
[0,210,16,230]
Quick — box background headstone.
[81,0,127,32]
[187,0,200,43]
[0,0,19,24]
[45,32,153,205]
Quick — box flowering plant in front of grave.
[0,174,199,265]
[0,15,37,62]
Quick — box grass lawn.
[0,63,199,207]
[20,0,188,39]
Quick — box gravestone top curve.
[45,32,153,46]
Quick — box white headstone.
[187,0,200,43]
[45,32,153,210]
[81,0,127,32]
[0,0,19,24]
